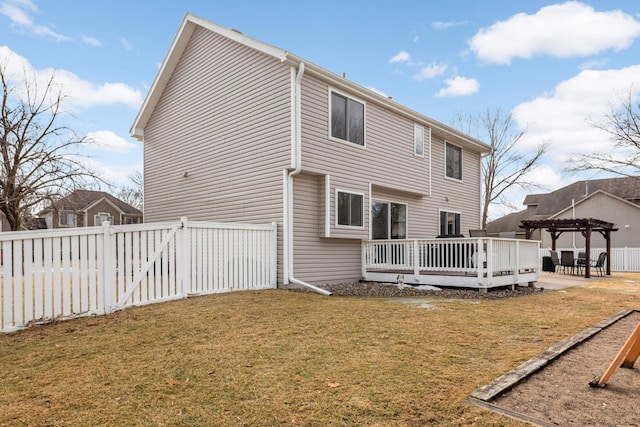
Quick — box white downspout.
[285,61,332,296]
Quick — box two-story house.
[39,189,143,229]
[131,14,491,288]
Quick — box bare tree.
[452,108,548,228]
[115,170,143,211]
[0,61,99,230]
[566,90,640,176]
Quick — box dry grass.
[2,274,640,426]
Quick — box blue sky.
[2,0,640,218]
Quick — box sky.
[2,0,640,219]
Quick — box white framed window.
[445,141,462,180]
[95,212,112,226]
[330,90,365,147]
[414,125,424,157]
[372,200,407,239]
[336,189,364,228]
[439,210,461,237]
[59,212,76,227]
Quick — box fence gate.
[0,218,277,333]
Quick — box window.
[445,142,462,180]
[372,201,407,239]
[59,212,76,227]
[337,190,363,227]
[414,125,424,156]
[95,212,112,226]
[124,216,141,224]
[331,91,365,146]
[439,211,461,237]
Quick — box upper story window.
[330,91,365,146]
[439,210,461,237]
[414,125,424,157]
[445,141,462,180]
[336,190,364,228]
[59,212,76,227]
[372,201,407,239]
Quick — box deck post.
[485,239,493,288]
[413,240,420,278]
[361,241,367,281]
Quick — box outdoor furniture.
[576,251,587,274]
[592,252,608,276]
[469,229,487,237]
[549,250,560,272]
[560,250,575,274]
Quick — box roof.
[485,209,528,234]
[523,176,640,217]
[130,13,491,154]
[40,190,143,216]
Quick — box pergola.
[519,218,618,278]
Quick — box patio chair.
[549,250,560,272]
[592,252,607,276]
[575,251,586,274]
[560,250,575,274]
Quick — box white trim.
[335,188,365,230]
[414,124,425,157]
[83,197,125,215]
[444,140,463,182]
[325,175,331,237]
[427,126,432,196]
[327,87,366,149]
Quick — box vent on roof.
[584,182,589,196]
[231,28,243,34]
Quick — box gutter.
[284,61,332,296]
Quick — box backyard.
[1,274,640,426]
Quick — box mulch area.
[315,281,542,299]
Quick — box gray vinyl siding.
[548,193,640,248]
[299,73,483,241]
[292,173,362,284]
[143,26,291,282]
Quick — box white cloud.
[121,37,133,51]
[469,2,640,64]
[0,46,143,110]
[0,0,70,41]
[435,76,479,97]
[86,130,138,153]
[389,50,410,64]
[413,62,447,81]
[432,21,466,30]
[512,65,640,168]
[80,35,102,47]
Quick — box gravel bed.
[314,282,542,299]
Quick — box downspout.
[285,61,332,296]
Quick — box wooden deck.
[361,238,540,290]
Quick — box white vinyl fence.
[0,218,277,333]
[540,247,640,272]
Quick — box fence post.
[271,222,277,287]
[102,221,116,314]
[180,217,190,296]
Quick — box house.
[487,176,640,248]
[130,14,492,288]
[39,189,143,229]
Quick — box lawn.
[2,274,640,426]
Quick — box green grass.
[2,274,640,426]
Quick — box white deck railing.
[0,218,277,333]
[362,238,540,289]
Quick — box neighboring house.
[39,190,143,229]
[131,14,491,287]
[487,176,640,248]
